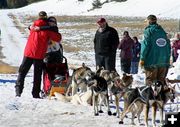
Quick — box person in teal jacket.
[140,15,171,86]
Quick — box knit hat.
[147,15,157,21]
[38,11,47,19]
[97,18,106,24]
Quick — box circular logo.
[156,38,167,47]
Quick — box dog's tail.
[54,92,72,102]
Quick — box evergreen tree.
[92,0,102,9]
[6,0,28,8]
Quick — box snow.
[0,11,26,66]
[14,0,180,19]
[0,0,180,127]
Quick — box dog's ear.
[172,84,176,89]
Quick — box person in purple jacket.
[130,36,141,74]
[118,31,134,74]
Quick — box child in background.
[130,36,141,74]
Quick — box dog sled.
[42,55,69,97]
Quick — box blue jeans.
[130,61,139,74]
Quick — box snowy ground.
[0,72,179,127]
[0,0,180,127]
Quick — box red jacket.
[24,19,62,59]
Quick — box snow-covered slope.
[14,0,180,19]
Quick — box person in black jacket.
[94,18,119,71]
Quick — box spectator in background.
[172,32,180,62]
[15,11,62,98]
[139,14,171,86]
[130,36,141,74]
[118,31,134,74]
[94,18,119,71]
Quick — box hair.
[38,11,47,19]
[123,31,129,36]
[133,36,138,42]
[48,16,57,25]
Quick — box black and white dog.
[88,74,112,116]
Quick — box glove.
[139,60,144,68]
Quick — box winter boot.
[32,91,41,98]
[15,86,23,97]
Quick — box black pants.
[120,58,131,74]
[95,53,116,71]
[15,56,43,97]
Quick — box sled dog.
[89,74,112,116]
[54,90,93,106]
[119,81,176,126]
[66,63,94,96]
[110,73,133,118]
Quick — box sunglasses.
[49,20,56,23]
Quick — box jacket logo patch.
[156,38,167,47]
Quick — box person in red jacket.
[15,11,62,98]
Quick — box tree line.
[0,0,127,9]
[0,0,44,9]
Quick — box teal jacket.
[140,23,171,68]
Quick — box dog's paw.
[94,113,99,116]
[98,110,104,113]
[119,121,124,124]
[108,111,112,116]
[112,112,117,116]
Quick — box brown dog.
[119,82,176,126]
[110,73,133,118]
